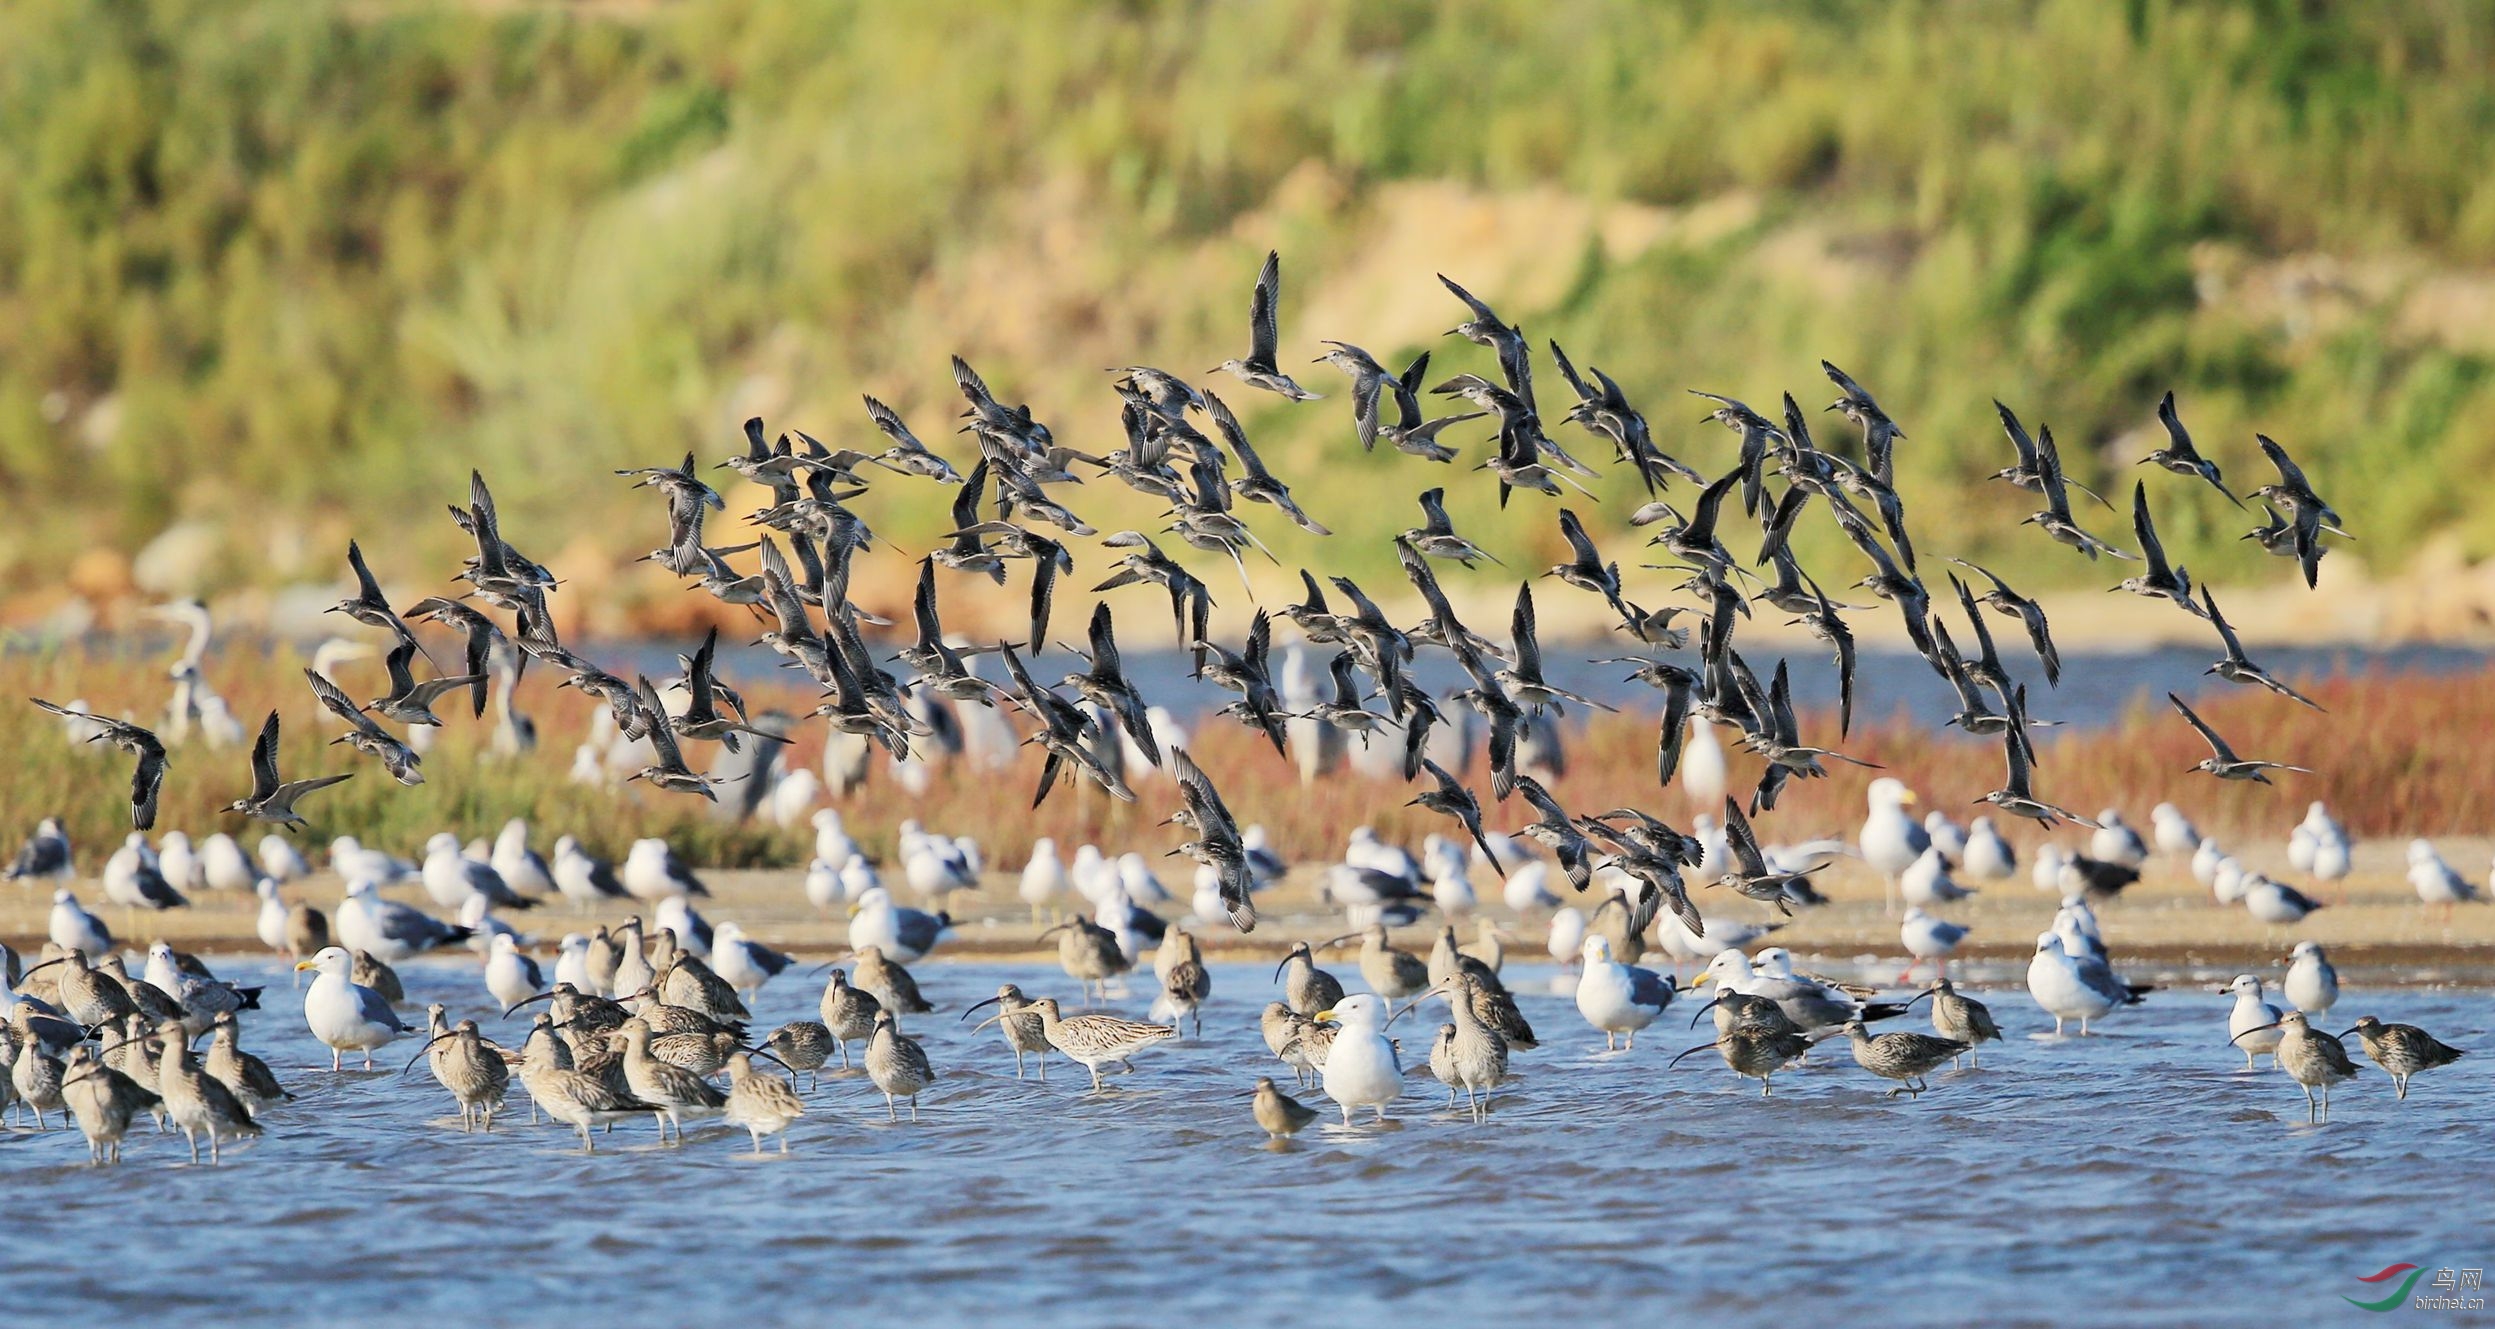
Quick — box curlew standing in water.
[1272,940,1345,1016]
[723,1050,807,1153]
[1409,979,1507,1121]
[2235,1011,2361,1123]
[204,1011,293,1114]
[1668,1025,1812,1096]
[517,1034,655,1152]
[2342,1016,2464,1101]
[60,1045,158,1164]
[1906,979,2000,1067]
[976,996,1174,1092]
[618,1017,727,1143]
[865,1010,937,1121]
[960,985,1050,1079]
[763,1021,835,1091]
[1841,1019,1968,1098]
[156,1025,262,1164]
[1040,918,1130,1002]
[403,1011,509,1132]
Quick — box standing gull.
[1312,993,1401,1125]
[1575,936,1672,1050]
[297,945,411,1070]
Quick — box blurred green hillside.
[6,0,2495,628]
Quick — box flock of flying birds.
[7,246,2425,1159]
[26,249,2349,946]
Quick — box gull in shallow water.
[2220,975,2284,1069]
[1574,936,1673,1051]
[297,945,411,1071]
[2023,931,2148,1036]
[1312,993,1401,1124]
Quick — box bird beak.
[397,1031,456,1078]
[500,990,560,1019]
[1317,934,1359,951]
[1688,996,1724,1028]
[2331,1028,2361,1041]
[1899,791,1919,806]
[960,995,1001,1024]
[1665,1041,1718,1069]
[294,959,319,972]
[1690,972,1713,987]
[2228,1021,2282,1045]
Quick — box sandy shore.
[11,836,2490,987]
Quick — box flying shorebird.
[329,539,427,657]
[1975,690,2092,829]
[2199,584,2324,711]
[2140,391,2241,505]
[302,670,424,786]
[30,700,165,829]
[225,712,353,828]
[623,676,722,799]
[2113,481,2205,615]
[1211,250,1319,400]
[2169,693,2311,783]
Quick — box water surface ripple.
[5,959,2488,1327]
